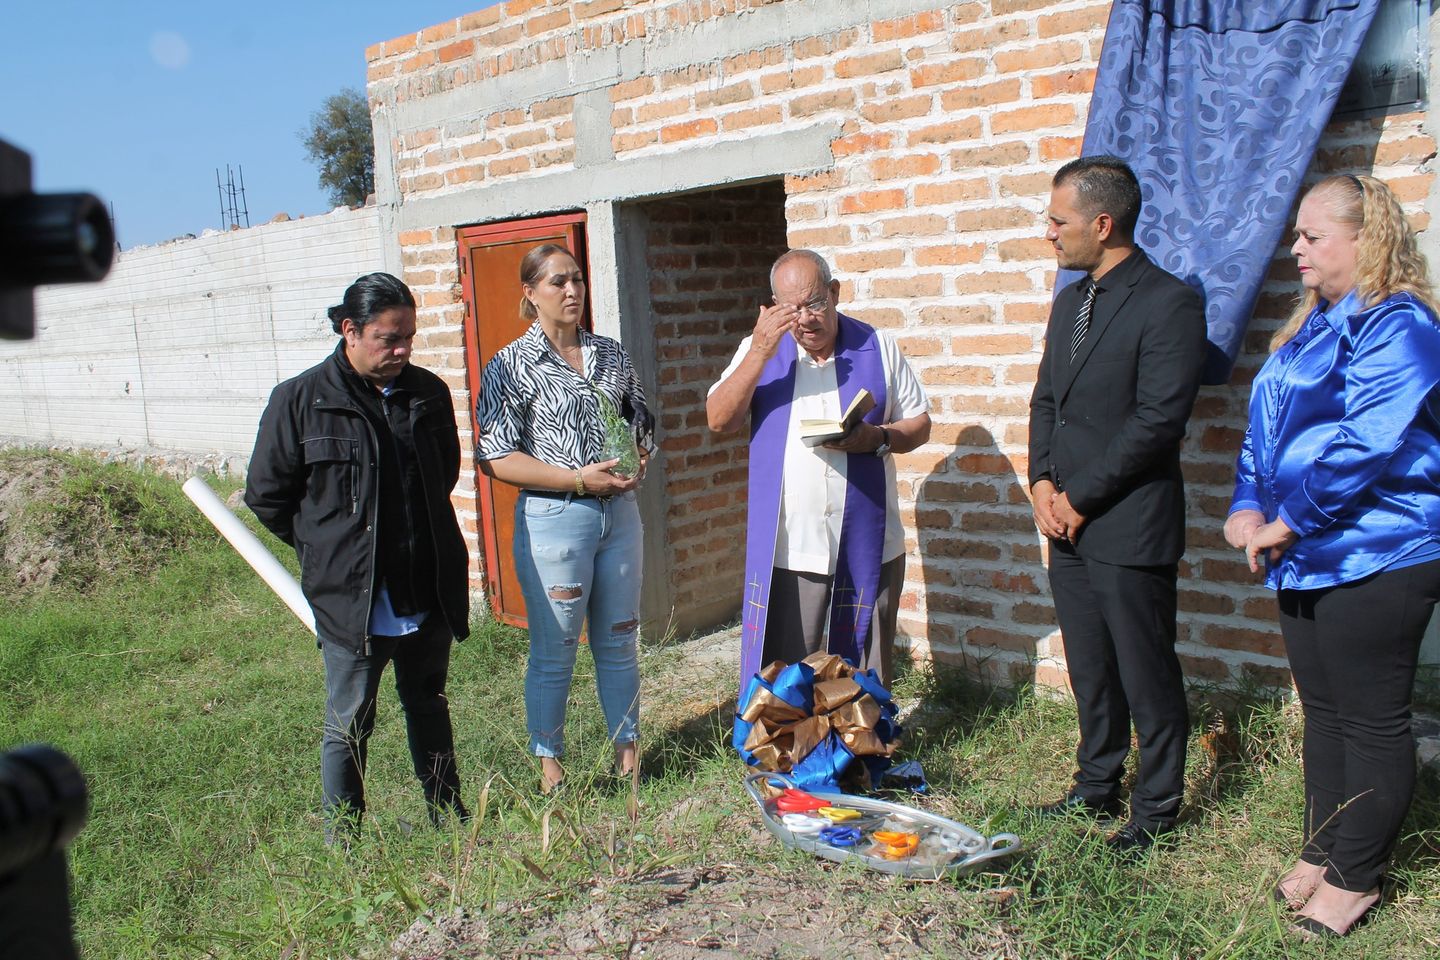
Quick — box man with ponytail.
[246,272,471,844]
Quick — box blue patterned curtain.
[1077,0,1381,383]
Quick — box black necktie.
[1070,278,1097,363]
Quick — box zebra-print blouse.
[474,321,654,470]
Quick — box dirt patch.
[392,862,1022,959]
[0,450,209,593]
[0,454,70,589]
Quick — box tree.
[299,88,375,208]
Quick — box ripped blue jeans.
[514,490,642,758]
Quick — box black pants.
[1048,545,1188,828]
[320,616,462,821]
[1278,557,1440,892]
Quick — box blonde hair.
[1272,174,1438,350]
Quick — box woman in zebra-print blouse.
[475,243,654,795]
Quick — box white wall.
[0,206,381,470]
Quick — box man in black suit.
[1028,156,1206,856]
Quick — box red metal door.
[458,213,589,628]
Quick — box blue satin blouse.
[1230,290,1440,590]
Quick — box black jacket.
[1028,249,1206,566]
[245,342,470,651]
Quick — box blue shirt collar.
[1318,288,1365,335]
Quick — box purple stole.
[739,313,888,686]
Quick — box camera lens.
[0,746,89,878]
[0,192,115,288]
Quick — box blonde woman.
[474,244,653,794]
[1225,175,1440,938]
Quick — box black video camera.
[0,136,116,340]
[0,746,89,960]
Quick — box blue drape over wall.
[1078,0,1381,383]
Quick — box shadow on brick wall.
[911,425,1056,695]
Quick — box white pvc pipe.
[182,476,317,635]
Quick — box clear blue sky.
[1,1,501,249]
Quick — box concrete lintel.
[381,0,946,138]
[396,121,840,232]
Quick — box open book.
[798,389,876,447]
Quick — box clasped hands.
[1031,480,1086,544]
[1224,509,1298,573]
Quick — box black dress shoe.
[1105,819,1173,860]
[1032,793,1123,820]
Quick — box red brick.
[995,42,1085,74]
[420,20,457,43]
[1032,68,1098,98]
[576,0,624,18]
[488,155,530,177]
[967,627,1038,653]
[954,272,1037,295]
[695,82,754,109]
[760,65,826,94]
[610,76,655,102]
[872,275,944,298]
[721,105,783,131]
[940,79,1023,111]
[525,9,572,35]
[920,305,992,325]
[661,118,719,143]
[786,170,845,193]
[402,50,440,73]
[438,39,474,62]
[637,97,691,123]
[911,59,985,88]
[835,250,905,272]
[613,130,658,152]
[915,244,984,266]
[460,7,503,30]
[992,103,1078,134]
[835,50,904,78]
[915,179,989,205]
[860,95,934,123]
[993,0,1055,12]
[951,141,1031,168]
[1039,4,1110,38]
[872,11,944,41]
[787,226,853,246]
[1040,135,1084,162]
[951,20,1032,53]
[999,238,1054,262]
[839,189,906,215]
[791,89,857,117]
[833,132,894,157]
[907,118,983,146]
[951,333,1033,355]
[954,207,1037,232]
[871,155,942,180]
[894,335,945,356]
[879,214,949,237]
[1205,624,1285,659]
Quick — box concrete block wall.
[0,206,383,476]
[367,0,1438,689]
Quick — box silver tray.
[744,771,1022,879]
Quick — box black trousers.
[1048,545,1188,827]
[320,616,462,821]
[1278,557,1440,892]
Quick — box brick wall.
[368,0,1438,687]
[0,206,383,476]
[641,182,789,623]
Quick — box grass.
[1,457,1437,958]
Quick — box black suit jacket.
[1028,248,1206,566]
